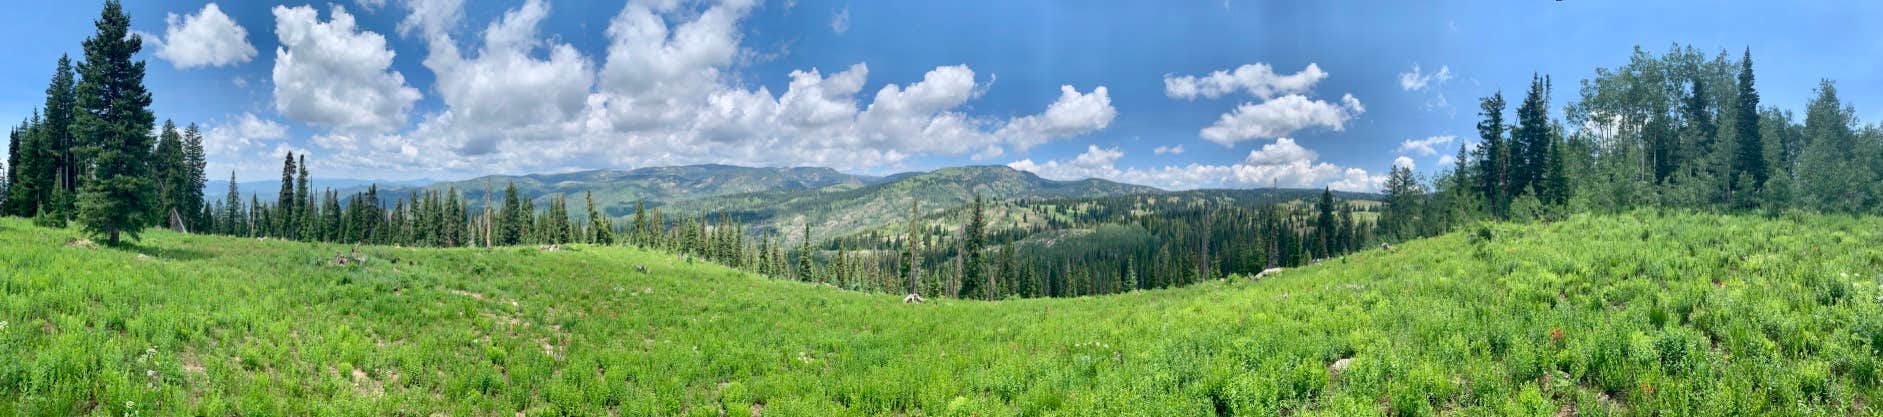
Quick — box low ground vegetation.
[4,212,1882,415]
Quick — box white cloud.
[1168,62,1364,147]
[356,0,388,12]
[272,5,422,133]
[418,0,595,154]
[298,0,1114,178]
[1438,154,1458,167]
[203,113,289,156]
[1010,138,1383,192]
[1396,135,1455,156]
[1398,63,1452,91]
[1154,145,1184,155]
[397,0,464,39]
[996,86,1116,150]
[1164,63,1327,100]
[1007,145,1125,182]
[830,6,850,34]
[1394,156,1415,170]
[1198,94,1364,146]
[153,3,257,69]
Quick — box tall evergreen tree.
[43,56,79,206]
[960,194,987,299]
[223,171,241,235]
[798,223,814,282]
[1683,79,1716,163]
[73,0,158,245]
[4,120,31,216]
[152,120,187,228]
[1512,75,1551,194]
[276,152,295,237]
[903,198,922,296]
[1731,48,1766,200]
[499,182,526,245]
[585,191,613,244]
[1474,92,1509,216]
[182,123,207,230]
[1315,188,1336,257]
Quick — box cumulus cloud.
[1006,145,1125,182]
[1198,94,1364,146]
[1164,63,1327,100]
[272,4,422,133]
[396,0,463,39]
[1396,135,1455,156]
[1394,155,1415,170]
[203,113,289,155]
[1154,145,1184,155]
[1398,63,1452,91]
[1010,138,1382,192]
[152,3,257,69]
[1168,62,1364,147]
[996,86,1116,150]
[418,0,595,154]
[830,6,850,34]
[298,0,1117,178]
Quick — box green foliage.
[72,0,156,245]
[4,212,1880,415]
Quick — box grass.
[2,211,1882,415]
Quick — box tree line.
[1375,45,1883,245]
[2,1,187,245]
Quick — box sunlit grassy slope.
[4,212,1883,416]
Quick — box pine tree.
[1474,92,1509,216]
[798,223,815,282]
[960,194,988,299]
[5,118,39,217]
[499,182,526,245]
[1731,48,1766,202]
[4,124,18,215]
[1512,75,1551,195]
[1682,79,1716,168]
[585,191,613,244]
[153,120,187,229]
[73,0,158,245]
[182,123,207,230]
[631,199,648,246]
[223,171,241,235]
[903,198,922,296]
[296,155,310,238]
[275,152,295,237]
[43,56,79,212]
[1315,188,1335,258]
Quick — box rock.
[1329,358,1353,377]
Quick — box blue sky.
[2,1,1880,191]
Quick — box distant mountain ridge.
[664,165,1163,241]
[205,163,1376,242]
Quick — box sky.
[2,1,1881,192]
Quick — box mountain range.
[208,164,1376,242]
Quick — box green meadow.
[4,212,1883,416]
